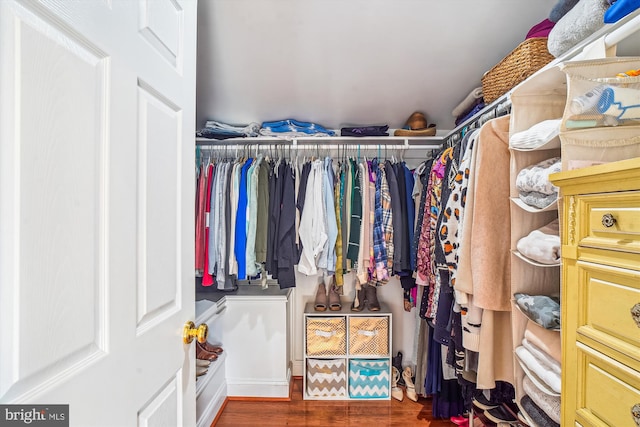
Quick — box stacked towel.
[516,219,561,265]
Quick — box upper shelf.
[196,130,446,149]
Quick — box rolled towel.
[525,320,561,363]
[516,219,561,265]
[452,87,484,118]
[523,376,561,424]
[516,157,561,195]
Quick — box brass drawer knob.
[601,213,617,228]
[632,403,640,426]
[632,304,640,328]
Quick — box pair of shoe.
[314,276,342,311]
[196,340,223,361]
[351,283,380,312]
[473,393,519,425]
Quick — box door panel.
[136,81,182,333]
[0,1,197,425]
[138,0,184,70]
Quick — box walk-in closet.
[2,1,640,427]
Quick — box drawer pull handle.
[632,304,640,328]
[632,403,640,426]
[601,213,616,228]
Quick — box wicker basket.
[306,317,346,356]
[481,37,554,104]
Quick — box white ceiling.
[196,0,558,132]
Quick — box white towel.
[509,119,562,150]
[516,219,561,265]
[522,338,561,375]
[515,346,561,395]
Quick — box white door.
[0,1,197,426]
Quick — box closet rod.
[196,142,443,151]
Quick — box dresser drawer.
[575,343,640,427]
[575,261,640,364]
[577,191,640,254]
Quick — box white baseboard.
[226,368,291,398]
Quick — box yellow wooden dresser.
[550,157,640,427]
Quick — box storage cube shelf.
[303,302,392,400]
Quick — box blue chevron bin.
[348,359,390,399]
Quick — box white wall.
[196,0,557,131]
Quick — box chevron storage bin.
[349,317,389,356]
[306,317,347,356]
[306,358,347,397]
[348,359,390,399]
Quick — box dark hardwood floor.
[213,378,456,426]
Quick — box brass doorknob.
[183,321,208,344]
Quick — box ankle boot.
[328,278,342,311]
[314,282,328,311]
[351,285,366,312]
[364,284,380,311]
[392,351,405,386]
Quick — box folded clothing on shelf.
[522,337,561,375]
[523,375,561,424]
[260,119,335,137]
[340,125,389,137]
[515,345,562,395]
[514,293,561,330]
[516,219,561,265]
[521,394,561,427]
[524,320,561,363]
[518,191,558,209]
[509,119,561,150]
[516,157,561,195]
[197,120,260,139]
